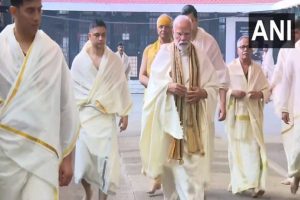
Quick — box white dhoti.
[226,59,269,194]
[74,110,120,194]
[140,43,219,200]
[0,148,56,200]
[0,24,79,199]
[161,141,206,200]
[228,132,262,192]
[276,42,300,178]
[288,119,300,177]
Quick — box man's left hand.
[186,87,207,104]
[248,91,263,99]
[218,104,226,121]
[59,153,73,186]
[119,116,128,132]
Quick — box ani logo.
[249,13,295,48]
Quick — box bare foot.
[252,189,265,198]
[82,179,93,200]
[227,184,232,192]
[147,182,161,194]
[291,176,300,194]
[82,190,93,200]
[281,177,293,185]
[82,192,93,200]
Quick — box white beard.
[177,42,190,54]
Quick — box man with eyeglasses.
[140,15,219,200]
[226,35,270,198]
[71,19,132,200]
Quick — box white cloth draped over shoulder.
[0,24,79,190]
[140,43,219,182]
[192,27,228,183]
[226,59,270,194]
[72,42,132,117]
[192,27,229,89]
[71,41,132,194]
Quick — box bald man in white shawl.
[140,15,219,200]
[226,36,270,197]
[280,40,300,194]
[0,1,79,199]
[71,20,132,200]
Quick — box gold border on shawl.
[95,100,108,113]
[0,123,59,158]
[227,98,233,109]
[4,45,33,107]
[62,125,81,157]
[54,187,58,200]
[235,115,250,121]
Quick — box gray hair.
[236,35,249,48]
[173,15,192,31]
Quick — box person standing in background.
[226,35,269,198]
[139,13,173,194]
[116,42,131,80]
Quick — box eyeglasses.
[238,45,250,50]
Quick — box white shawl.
[140,43,219,178]
[0,24,79,187]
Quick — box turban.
[157,14,172,28]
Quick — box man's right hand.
[167,83,187,97]
[231,90,246,99]
[282,112,290,124]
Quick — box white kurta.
[226,59,270,194]
[115,51,131,80]
[279,41,300,178]
[140,43,219,200]
[0,24,79,199]
[71,43,132,194]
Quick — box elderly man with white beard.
[139,15,219,200]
